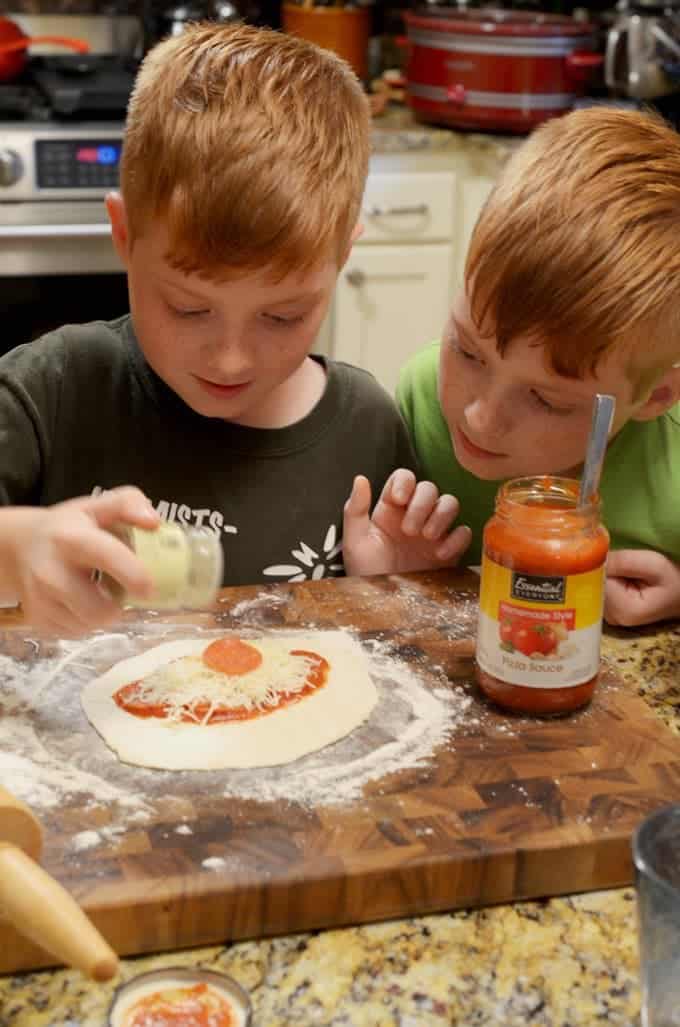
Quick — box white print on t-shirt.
[90,487,237,537]
[91,487,344,579]
[262,523,344,582]
[154,499,237,536]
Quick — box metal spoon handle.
[579,393,615,505]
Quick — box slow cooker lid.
[406,6,595,36]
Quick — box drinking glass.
[634,804,680,1027]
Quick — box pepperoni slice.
[202,638,263,675]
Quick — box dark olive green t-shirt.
[398,341,680,566]
[0,316,418,585]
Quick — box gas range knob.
[0,149,22,188]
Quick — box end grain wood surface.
[1,570,678,974]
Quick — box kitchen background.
[1,0,678,390]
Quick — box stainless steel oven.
[0,121,128,352]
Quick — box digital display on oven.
[75,144,119,166]
[36,139,122,190]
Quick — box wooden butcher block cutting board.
[1,568,679,974]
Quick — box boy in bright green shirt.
[397,342,680,569]
[392,107,680,628]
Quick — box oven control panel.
[0,124,124,201]
[36,139,122,190]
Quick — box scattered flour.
[0,620,474,823]
[210,637,473,807]
[71,830,102,851]
[175,824,193,835]
[70,825,128,852]
[225,592,288,620]
[202,857,227,870]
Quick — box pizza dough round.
[80,631,379,770]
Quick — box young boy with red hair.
[0,23,466,636]
[391,107,680,627]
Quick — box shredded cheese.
[123,640,319,724]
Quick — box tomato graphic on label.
[500,619,515,646]
[532,624,559,656]
[498,615,561,658]
[513,625,540,656]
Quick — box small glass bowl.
[107,966,252,1026]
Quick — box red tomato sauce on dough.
[121,982,236,1027]
[113,645,329,724]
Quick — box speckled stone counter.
[3,623,679,1027]
[370,103,519,160]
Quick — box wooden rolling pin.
[0,784,119,981]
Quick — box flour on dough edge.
[80,630,379,771]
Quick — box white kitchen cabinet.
[316,147,510,393]
[325,168,457,395]
[332,243,452,396]
[455,174,496,289]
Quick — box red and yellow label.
[476,555,605,689]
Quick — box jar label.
[476,555,605,689]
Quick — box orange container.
[282,4,370,82]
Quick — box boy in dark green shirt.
[0,23,467,636]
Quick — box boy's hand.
[605,550,680,627]
[6,487,160,638]
[342,471,471,577]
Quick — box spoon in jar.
[579,393,616,505]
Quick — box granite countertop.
[370,103,519,159]
[2,621,679,1026]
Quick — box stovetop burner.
[0,81,50,123]
[0,54,139,122]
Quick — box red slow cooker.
[404,7,603,134]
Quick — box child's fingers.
[435,524,472,563]
[606,548,660,585]
[342,476,373,574]
[343,475,372,522]
[84,487,159,531]
[400,481,440,535]
[58,527,154,599]
[30,607,83,639]
[26,573,119,638]
[39,597,106,638]
[383,468,417,506]
[44,597,118,638]
[69,568,128,625]
[421,494,461,541]
[342,476,374,576]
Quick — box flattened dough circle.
[80,631,379,770]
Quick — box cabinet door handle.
[363,203,429,217]
[346,268,366,287]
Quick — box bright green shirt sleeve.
[398,342,680,565]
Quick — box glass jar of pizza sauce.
[475,477,609,716]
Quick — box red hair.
[120,22,369,278]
